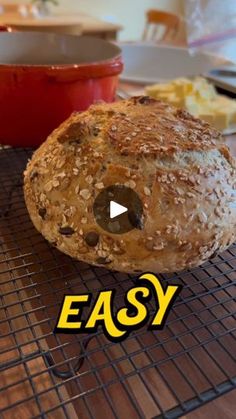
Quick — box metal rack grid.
[0,146,235,419]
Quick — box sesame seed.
[56,158,66,169]
[57,172,66,178]
[144,187,151,196]
[44,181,53,192]
[52,179,60,188]
[174,197,185,204]
[166,225,172,234]
[214,207,221,217]
[168,174,176,182]
[80,189,91,200]
[176,187,184,196]
[153,243,165,250]
[198,211,208,224]
[97,250,107,258]
[86,175,93,185]
[187,192,195,198]
[75,185,80,194]
[189,176,196,184]
[125,180,136,189]
[95,182,104,190]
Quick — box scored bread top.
[57,96,222,157]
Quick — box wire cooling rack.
[0,146,235,419]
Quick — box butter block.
[185,96,199,116]
[194,78,217,101]
[145,77,236,132]
[160,93,183,108]
[173,78,194,96]
[146,83,174,96]
[229,110,236,125]
[199,113,215,126]
[212,96,236,126]
[213,111,230,131]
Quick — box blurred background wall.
[57,0,183,40]
[5,0,183,40]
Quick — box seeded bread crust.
[24,97,236,273]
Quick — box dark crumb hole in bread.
[50,241,57,247]
[59,226,75,236]
[137,96,152,104]
[38,208,47,220]
[210,250,219,260]
[92,126,101,136]
[30,171,39,181]
[68,139,80,146]
[96,257,112,265]
[113,248,126,255]
[128,211,144,230]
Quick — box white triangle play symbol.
[110,201,128,219]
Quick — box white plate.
[205,66,236,95]
[119,43,228,84]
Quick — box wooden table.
[0,12,123,40]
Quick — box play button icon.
[110,201,128,219]
[93,185,144,234]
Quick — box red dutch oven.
[0,30,123,147]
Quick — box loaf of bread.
[24,97,236,273]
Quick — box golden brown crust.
[24,97,236,273]
[107,97,222,156]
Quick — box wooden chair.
[143,10,180,43]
